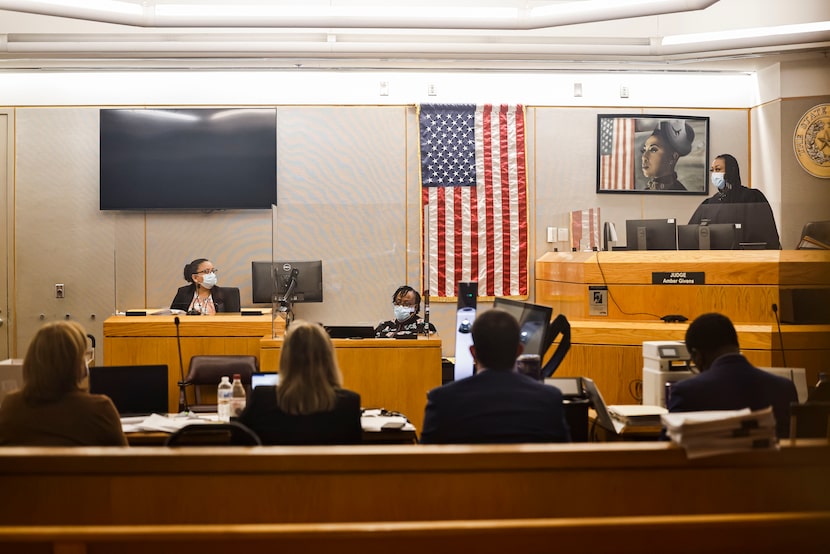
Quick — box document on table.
[120,413,220,433]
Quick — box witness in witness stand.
[0,321,128,446]
[688,154,781,249]
[374,285,437,338]
[170,258,239,314]
[667,312,797,438]
[238,320,362,445]
[641,119,695,191]
[420,309,570,444]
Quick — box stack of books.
[661,407,778,458]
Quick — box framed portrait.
[596,114,710,194]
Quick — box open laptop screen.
[89,365,169,416]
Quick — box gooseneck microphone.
[174,316,190,413]
[423,289,430,337]
[771,303,787,368]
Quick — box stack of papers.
[121,413,219,433]
[608,404,667,427]
[661,407,778,459]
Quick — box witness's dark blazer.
[170,284,240,313]
[420,369,571,444]
[668,353,797,438]
[238,386,362,445]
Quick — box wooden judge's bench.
[536,250,830,405]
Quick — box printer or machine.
[642,341,694,408]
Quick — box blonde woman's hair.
[22,321,89,403]
[276,320,342,415]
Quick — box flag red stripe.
[515,107,528,295]
[482,105,495,296]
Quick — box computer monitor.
[88,365,169,416]
[677,223,742,250]
[625,218,677,250]
[493,298,553,359]
[251,260,323,304]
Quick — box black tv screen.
[100,108,277,210]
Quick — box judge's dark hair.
[471,309,521,371]
[716,153,742,188]
[391,285,421,315]
[685,312,740,354]
[183,258,209,283]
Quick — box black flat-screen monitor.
[88,365,169,416]
[493,298,553,358]
[100,108,277,210]
[251,260,323,304]
[625,218,677,250]
[677,223,742,250]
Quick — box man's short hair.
[471,309,520,371]
[685,312,739,353]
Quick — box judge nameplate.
[652,272,705,285]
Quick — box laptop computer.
[580,377,624,434]
[88,365,169,416]
[324,325,376,339]
[251,372,280,388]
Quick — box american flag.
[420,104,528,299]
[599,117,635,190]
[570,207,601,251]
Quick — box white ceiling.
[0,0,828,72]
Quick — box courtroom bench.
[2,512,829,554]
[0,442,828,527]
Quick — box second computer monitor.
[493,298,553,359]
[251,260,323,304]
[677,223,742,250]
[625,218,677,251]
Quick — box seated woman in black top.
[170,258,239,314]
[238,320,362,445]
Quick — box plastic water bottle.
[230,373,246,418]
[217,376,232,422]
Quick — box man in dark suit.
[668,312,797,438]
[420,308,570,444]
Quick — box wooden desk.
[261,336,443,434]
[103,314,274,413]
[537,251,830,405]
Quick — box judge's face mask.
[711,172,726,190]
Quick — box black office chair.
[216,287,241,312]
[797,221,830,249]
[789,401,830,443]
[164,422,262,446]
[183,355,259,413]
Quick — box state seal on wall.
[793,103,830,179]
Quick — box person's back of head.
[22,321,88,403]
[471,309,521,372]
[685,312,740,371]
[277,320,342,415]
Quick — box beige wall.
[5,71,828,358]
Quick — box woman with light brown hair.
[239,320,362,444]
[0,321,127,446]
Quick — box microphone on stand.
[278,268,299,325]
[174,316,190,413]
[771,303,787,368]
[423,289,430,337]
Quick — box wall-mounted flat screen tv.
[100,108,277,210]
